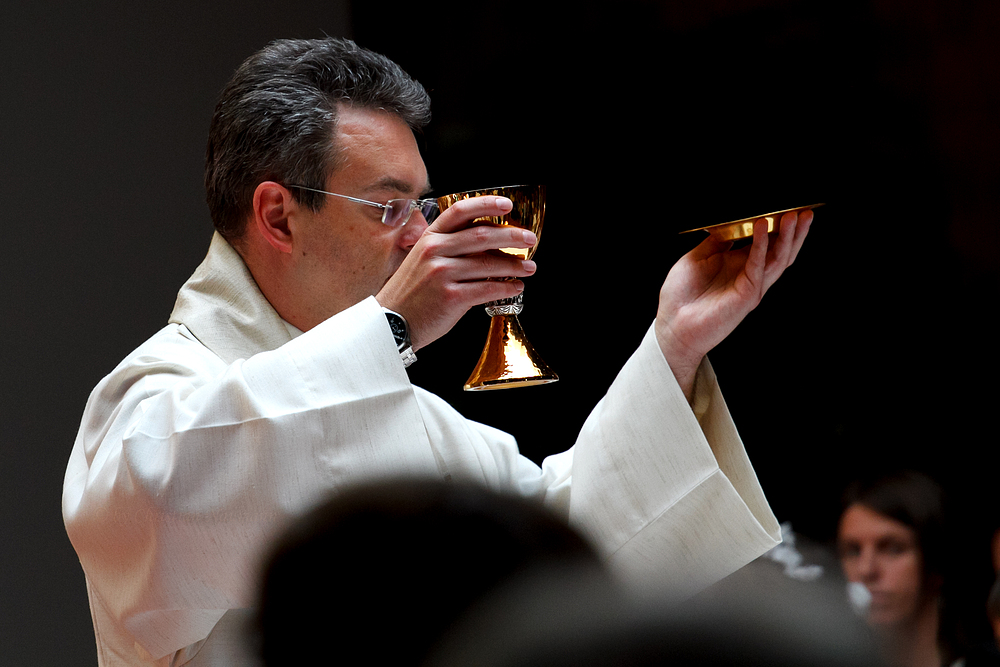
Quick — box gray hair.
[204,37,431,242]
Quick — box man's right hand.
[376,196,537,351]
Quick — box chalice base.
[464,314,559,391]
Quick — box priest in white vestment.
[62,37,813,666]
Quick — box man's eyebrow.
[368,176,433,198]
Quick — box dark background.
[2,0,998,663]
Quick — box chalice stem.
[464,290,558,391]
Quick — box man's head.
[205,37,431,244]
[204,38,437,330]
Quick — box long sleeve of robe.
[62,233,780,666]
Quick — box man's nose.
[399,212,429,249]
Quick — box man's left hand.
[655,209,813,401]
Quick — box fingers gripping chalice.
[437,185,558,391]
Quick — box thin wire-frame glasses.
[288,185,439,227]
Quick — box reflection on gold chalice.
[680,203,824,241]
[437,184,558,391]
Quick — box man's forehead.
[333,106,430,196]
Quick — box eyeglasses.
[287,185,439,228]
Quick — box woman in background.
[837,470,956,667]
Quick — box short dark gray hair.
[204,37,432,242]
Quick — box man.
[63,37,812,666]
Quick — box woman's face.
[837,503,931,627]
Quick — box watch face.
[385,312,407,346]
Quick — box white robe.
[63,232,780,666]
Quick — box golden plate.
[680,203,824,241]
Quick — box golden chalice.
[437,185,558,391]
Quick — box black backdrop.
[2,0,998,663]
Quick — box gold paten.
[680,203,824,241]
[437,184,558,391]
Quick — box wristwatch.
[382,308,416,368]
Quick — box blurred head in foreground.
[255,478,607,665]
[425,581,880,666]
[256,476,877,666]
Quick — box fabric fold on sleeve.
[566,323,780,596]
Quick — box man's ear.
[252,181,297,253]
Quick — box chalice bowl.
[437,184,558,391]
